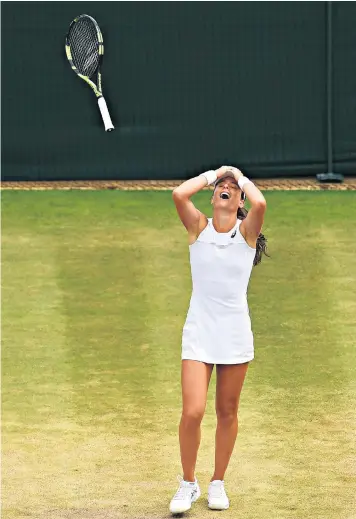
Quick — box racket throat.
[98,72,102,96]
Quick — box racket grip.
[98,96,114,132]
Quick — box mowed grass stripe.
[1,233,77,516]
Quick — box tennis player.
[169,166,268,514]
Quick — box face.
[211,176,245,211]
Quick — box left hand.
[226,167,244,183]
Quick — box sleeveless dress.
[182,218,256,364]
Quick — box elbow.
[172,188,185,199]
[253,198,267,210]
[256,194,267,207]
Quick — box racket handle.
[98,96,114,132]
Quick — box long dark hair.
[237,207,269,266]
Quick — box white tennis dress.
[182,218,256,364]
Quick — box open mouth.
[220,192,230,200]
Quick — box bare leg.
[211,362,249,481]
[179,360,214,481]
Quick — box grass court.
[2,190,355,519]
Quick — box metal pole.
[327,0,333,173]
[317,1,343,183]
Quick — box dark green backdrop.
[1,2,356,180]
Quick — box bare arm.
[172,176,207,238]
[172,167,232,239]
[223,167,266,244]
[239,179,267,243]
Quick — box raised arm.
[172,167,232,241]
[230,168,267,245]
[172,175,210,243]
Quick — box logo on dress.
[231,230,237,238]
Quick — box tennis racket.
[65,14,114,132]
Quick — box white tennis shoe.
[169,475,201,514]
[208,479,230,510]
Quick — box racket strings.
[68,18,100,78]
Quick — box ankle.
[210,476,224,482]
[183,475,196,483]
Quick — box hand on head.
[215,166,243,182]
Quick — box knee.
[216,406,238,425]
[181,407,205,427]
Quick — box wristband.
[238,176,253,191]
[200,170,217,186]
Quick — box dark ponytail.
[237,207,269,266]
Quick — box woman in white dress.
[169,166,268,514]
